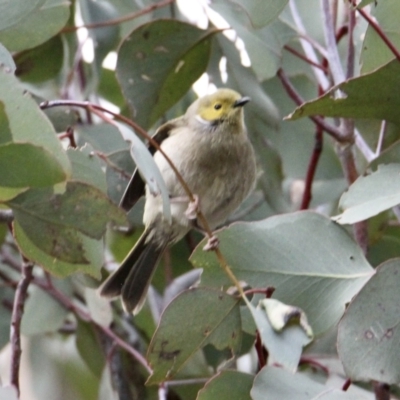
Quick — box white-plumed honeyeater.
[100,88,257,314]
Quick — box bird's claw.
[203,235,219,251]
[185,194,199,220]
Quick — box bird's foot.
[203,235,219,251]
[185,194,200,220]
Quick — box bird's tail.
[100,230,167,314]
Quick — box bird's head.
[188,89,250,131]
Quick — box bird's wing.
[119,117,186,211]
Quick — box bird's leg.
[192,221,220,251]
[203,235,220,251]
[169,194,200,220]
[185,194,200,220]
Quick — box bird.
[100,88,257,314]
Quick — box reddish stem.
[255,330,267,369]
[350,0,400,62]
[9,262,34,396]
[342,378,352,391]
[300,124,323,210]
[283,45,328,72]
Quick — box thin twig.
[350,0,400,62]
[9,262,34,396]
[35,274,152,374]
[58,126,77,148]
[283,45,328,73]
[0,250,152,375]
[300,124,323,210]
[61,0,175,33]
[289,0,330,90]
[277,69,346,143]
[342,378,352,391]
[299,356,329,374]
[346,6,356,79]
[40,100,245,298]
[321,0,345,85]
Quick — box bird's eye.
[214,103,222,110]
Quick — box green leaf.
[67,145,107,193]
[361,0,400,73]
[9,181,126,240]
[212,2,294,81]
[357,0,376,7]
[0,101,13,145]
[197,370,254,400]
[0,67,70,173]
[338,259,400,384]
[21,283,70,335]
[8,181,125,264]
[14,35,63,82]
[333,164,400,225]
[147,288,241,384]
[0,0,70,52]
[0,43,16,73]
[287,60,400,126]
[227,0,289,28]
[0,386,18,400]
[128,128,171,222]
[192,211,373,335]
[246,299,313,372]
[105,149,135,206]
[76,123,129,154]
[0,142,66,189]
[14,221,103,278]
[84,288,112,327]
[251,366,369,400]
[117,20,217,129]
[79,0,119,65]
[76,319,105,379]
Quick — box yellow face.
[196,89,250,125]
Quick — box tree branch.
[61,0,175,33]
[9,261,34,396]
[300,124,323,210]
[277,69,346,143]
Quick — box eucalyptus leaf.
[117,19,217,129]
[76,319,106,379]
[0,67,70,172]
[0,0,70,52]
[21,283,70,335]
[146,288,241,384]
[0,142,66,189]
[338,259,400,384]
[0,43,15,73]
[14,35,63,82]
[361,0,400,73]
[128,132,171,222]
[197,370,254,400]
[192,211,373,335]
[246,299,312,372]
[333,164,400,225]
[251,366,370,400]
[0,386,18,400]
[14,221,103,278]
[67,145,107,193]
[287,60,400,126]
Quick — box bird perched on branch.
[100,88,257,314]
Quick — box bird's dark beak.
[233,96,251,108]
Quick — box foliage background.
[1,0,400,399]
